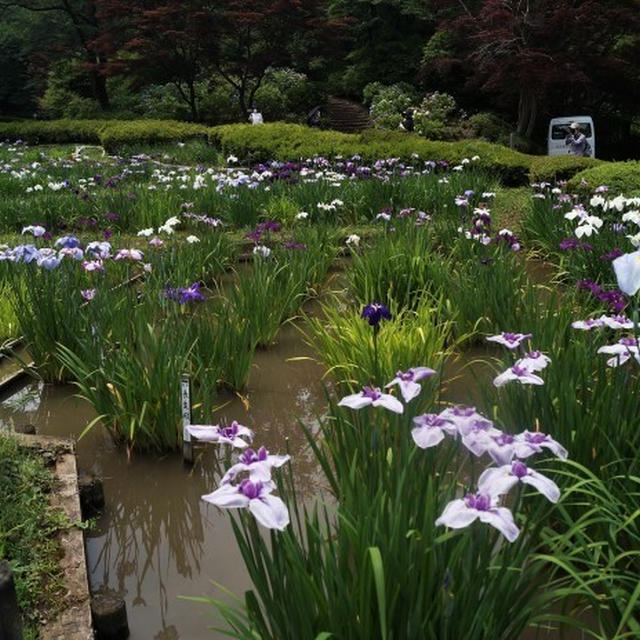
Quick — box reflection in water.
[0,320,329,639]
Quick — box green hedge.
[567,161,640,196]
[528,155,604,184]
[210,124,536,185]
[0,119,616,187]
[0,119,209,150]
[0,119,108,144]
[99,120,209,152]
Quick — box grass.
[0,434,72,638]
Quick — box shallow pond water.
[0,320,330,639]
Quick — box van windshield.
[552,123,592,139]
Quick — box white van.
[548,116,595,157]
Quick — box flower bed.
[1,139,638,638]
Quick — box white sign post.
[181,374,194,464]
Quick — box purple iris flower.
[244,229,262,243]
[599,314,633,329]
[257,220,281,233]
[37,253,61,270]
[21,225,46,237]
[54,235,82,249]
[283,241,307,251]
[221,446,290,484]
[338,386,404,414]
[187,421,254,449]
[437,406,492,437]
[178,282,205,304]
[361,302,392,327]
[58,247,84,261]
[513,431,568,460]
[478,460,560,503]
[485,433,517,465]
[571,317,604,331]
[577,279,602,295]
[600,248,623,261]
[461,419,503,456]
[81,289,96,301]
[493,363,545,388]
[411,413,457,449]
[597,336,640,367]
[82,259,104,272]
[385,366,436,402]
[435,492,520,542]
[518,350,551,372]
[486,332,533,349]
[202,479,289,530]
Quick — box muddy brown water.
[0,320,330,639]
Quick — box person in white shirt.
[249,108,264,125]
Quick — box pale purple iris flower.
[54,235,81,249]
[599,314,634,330]
[187,421,254,449]
[114,248,143,261]
[597,337,640,367]
[36,251,61,270]
[58,247,84,261]
[513,431,568,460]
[202,479,289,531]
[493,363,544,387]
[486,332,532,349]
[21,225,46,237]
[612,250,640,296]
[478,460,560,503]
[82,259,104,272]
[85,241,112,259]
[517,351,551,372]
[411,413,457,449]
[485,433,517,465]
[221,446,290,484]
[571,318,604,331]
[385,366,436,402]
[460,419,503,457]
[338,386,404,414]
[435,492,520,542]
[437,406,492,437]
[81,289,96,301]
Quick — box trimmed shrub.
[0,119,209,151]
[567,160,640,196]
[0,119,108,144]
[529,156,604,184]
[98,120,209,152]
[210,124,533,185]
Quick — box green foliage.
[211,123,533,185]
[413,92,462,141]
[366,84,414,130]
[529,156,604,184]
[0,434,68,635]
[568,161,640,196]
[304,295,454,391]
[467,112,513,145]
[254,68,318,122]
[98,120,210,153]
[0,281,18,343]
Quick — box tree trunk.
[187,80,199,121]
[516,88,537,139]
[86,49,110,111]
